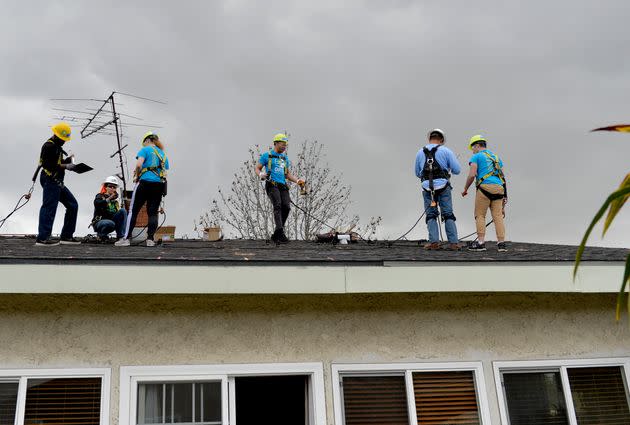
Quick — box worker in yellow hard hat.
[35,122,81,246]
[254,133,304,243]
[461,134,508,252]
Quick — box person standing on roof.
[414,129,461,250]
[462,134,508,252]
[35,122,81,246]
[91,176,127,242]
[254,133,304,243]
[115,132,169,247]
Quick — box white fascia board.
[0,262,622,294]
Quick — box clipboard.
[72,163,93,174]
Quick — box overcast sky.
[1,0,630,246]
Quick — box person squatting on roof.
[91,176,127,242]
[35,122,81,246]
[462,134,508,252]
[415,129,461,250]
[115,132,169,247]
[254,133,305,244]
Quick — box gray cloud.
[2,0,630,246]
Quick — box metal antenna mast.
[52,91,164,195]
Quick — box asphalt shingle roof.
[0,236,626,265]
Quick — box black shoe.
[35,238,60,246]
[277,231,289,244]
[497,242,508,252]
[60,237,81,245]
[468,241,486,251]
[270,230,280,243]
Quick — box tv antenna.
[50,91,165,195]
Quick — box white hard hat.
[428,128,445,141]
[103,176,119,186]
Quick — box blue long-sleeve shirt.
[415,144,461,190]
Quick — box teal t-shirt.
[259,151,290,184]
[138,146,169,182]
[469,149,504,185]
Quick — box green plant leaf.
[603,173,630,236]
[573,185,630,279]
[616,254,630,321]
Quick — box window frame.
[0,367,111,425]
[493,357,630,425]
[119,363,326,425]
[331,362,492,425]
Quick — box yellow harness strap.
[39,139,62,177]
[476,151,505,188]
[140,147,166,179]
[267,151,288,177]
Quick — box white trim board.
[0,367,111,425]
[0,263,623,294]
[119,363,326,425]
[331,361,492,425]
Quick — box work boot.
[60,237,81,245]
[270,229,280,243]
[445,243,461,251]
[277,231,289,244]
[468,241,486,251]
[423,242,440,250]
[35,238,60,246]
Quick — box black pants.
[127,181,164,240]
[266,182,291,232]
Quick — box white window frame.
[493,357,630,425]
[331,362,492,425]
[119,363,326,425]
[0,367,111,425]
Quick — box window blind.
[342,376,409,425]
[568,366,630,425]
[413,371,481,425]
[0,382,18,425]
[24,377,101,425]
[502,371,568,425]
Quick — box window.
[495,359,630,425]
[120,363,326,425]
[0,369,109,425]
[333,363,491,425]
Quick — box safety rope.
[0,182,35,231]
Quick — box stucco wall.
[1,293,629,424]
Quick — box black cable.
[0,183,35,231]
[289,199,336,232]
[458,220,494,242]
[391,208,429,242]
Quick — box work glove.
[259,171,268,180]
[65,163,77,171]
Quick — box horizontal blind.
[413,371,480,425]
[342,376,409,425]
[502,371,568,425]
[0,382,18,425]
[24,377,102,425]
[568,366,630,425]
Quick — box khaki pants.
[474,184,505,240]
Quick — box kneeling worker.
[414,129,461,250]
[461,135,508,252]
[254,133,304,243]
[91,176,127,241]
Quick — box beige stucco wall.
[1,293,629,424]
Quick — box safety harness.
[421,145,451,206]
[476,150,507,202]
[139,147,167,181]
[39,139,65,178]
[266,150,289,187]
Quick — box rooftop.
[0,235,626,265]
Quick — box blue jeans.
[37,173,78,241]
[422,186,458,243]
[94,209,127,239]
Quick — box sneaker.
[114,238,130,247]
[468,241,486,251]
[497,242,508,252]
[270,230,280,243]
[423,242,440,250]
[35,239,60,246]
[277,232,289,244]
[59,237,81,245]
[146,239,156,247]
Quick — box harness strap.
[267,151,289,179]
[39,139,63,177]
[140,147,167,179]
[476,151,505,188]
[478,186,505,202]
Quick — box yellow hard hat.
[51,122,72,142]
[141,131,159,145]
[273,133,289,143]
[468,134,486,150]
